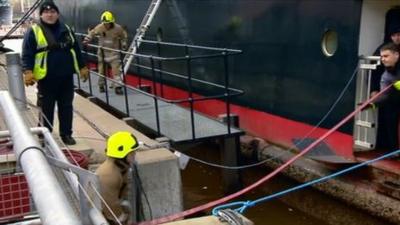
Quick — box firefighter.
[21,1,89,145]
[83,11,128,95]
[95,131,139,224]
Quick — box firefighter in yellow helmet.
[83,11,128,95]
[95,131,139,225]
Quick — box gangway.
[78,38,244,144]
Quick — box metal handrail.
[0,91,82,225]
[76,34,244,139]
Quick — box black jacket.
[22,20,85,79]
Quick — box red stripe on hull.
[124,74,353,159]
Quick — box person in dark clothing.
[371,27,400,94]
[22,1,89,145]
[366,43,400,151]
[369,24,400,150]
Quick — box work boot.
[99,86,105,93]
[115,87,123,95]
[61,135,76,145]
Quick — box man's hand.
[394,80,400,90]
[358,102,376,111]
[79,67,89,82]
[23,70,36,86]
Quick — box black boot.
[61,135,76,145]
[115,87,123,95]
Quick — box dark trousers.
[376,104,400,151]
[37,75,74,136]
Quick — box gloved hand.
[23,70,36,86]
[79,66,89,82]
[121,43,128,51]
[120,200,131,213]
[394,80,400,90]
[82,36,91,45]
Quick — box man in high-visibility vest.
[96,131,139,225]
[83,11,128,95]
[22,1,89,145]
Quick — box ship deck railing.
[75,33,245,143]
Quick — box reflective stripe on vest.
[31,24,80,80]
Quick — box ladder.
[123,0,163,74]
[353,56,380,151]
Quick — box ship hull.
[57,0,392,160]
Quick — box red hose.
[62,149,89,169]
[135,84,393,225]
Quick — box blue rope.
[212,149,400,215]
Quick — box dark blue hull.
[57,0,364,152]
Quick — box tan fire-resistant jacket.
[95,157,130,223]
[87,23,128,60]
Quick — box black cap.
[389,25,400,36]
[39,1,59,15]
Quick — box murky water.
[178,142,393,225]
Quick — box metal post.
[6,52,27,110]
[135,40,143,88]
[136,55,142,87]
[150,57,161,135]
[100,47,110,105]
[223,50,231,134]
[0,91,82,225]
[219,136,241,194]
[185,46,196,139]
[84,45,93,95]
[119,39,130,116]
[156,42,164,97]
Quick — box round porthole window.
[321,29,338,57]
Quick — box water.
[178,142,393,225]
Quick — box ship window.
[321,29,338,57]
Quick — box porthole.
[321,29,338,57]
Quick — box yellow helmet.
[101,11,115,23]
[106,132,139,159]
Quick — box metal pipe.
[89,208,109,225]
[0,127,79,197]
[0,91,82,225]
[6,52,27,110]
[33,127,80,195]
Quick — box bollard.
[6,52,27,110]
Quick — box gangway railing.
[76,33,244,141]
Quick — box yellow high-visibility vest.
[31,24,80,80]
